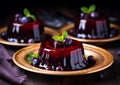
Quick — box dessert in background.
[68,4,118,39]
[1,8,44,43]
[27,31,96,71]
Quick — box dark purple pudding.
[29,31,95,71]
[38,39,87,71]
[1,8,44,43]
[68,5,118,39]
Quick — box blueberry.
[56,66,63,71]
[63,38,72,46]
[28,38,35,43]
[31,58,40,67]
[1,32,7,39]
[90,12,99,18]
[28,17,34,22]
[54,41,62,48]
[80,13,89,19]
[15,13,23,22]
[20,39,24,43]
[15,13,23,18]
[87,55,95,64]
[109,28,118,38]
[20,16,29,23]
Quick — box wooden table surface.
[0,2,120,84]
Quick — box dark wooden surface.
[0,1,120,85]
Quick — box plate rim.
[12,43,114,76]
[58,23,120,43]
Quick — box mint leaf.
[52,35,60,41]
[62,31,68,39]
[81,7,89,14]
[29,15,36,20]
[23,8,36,20]
[52,31,68,42]
[88,4,96,13]
[27,52,38,63]
[80,4,96,14]
[24,8,31,17]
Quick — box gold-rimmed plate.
[13,43,113,76]
[58,23,120,43]
[0,26,58,46]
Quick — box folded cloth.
[0,44,27,85]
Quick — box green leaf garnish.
[23,8,36,20]
[52,31,68,42]
[80,4,96,14]
[27,52,38,63]
[81,7,89,14]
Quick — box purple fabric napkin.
[0,44,27,85]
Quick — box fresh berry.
[90,12,99,18]
[31,58,40,67]
[56,66,63,71]
[28,38,35,43]
[54,41,62,48]
[109,28,118,38]
[15,13,23,22]
[28,17,34,22]
[80,13,89,19]
[20,16,29,23]
[1,32,7,39]
[15,13,23,18]
[63,38,72,46]
[87,55,95,64]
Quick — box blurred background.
[0,0,120,27]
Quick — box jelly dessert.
[68,4,118,39]
[27,31,96,71]
[1,8,44,43]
